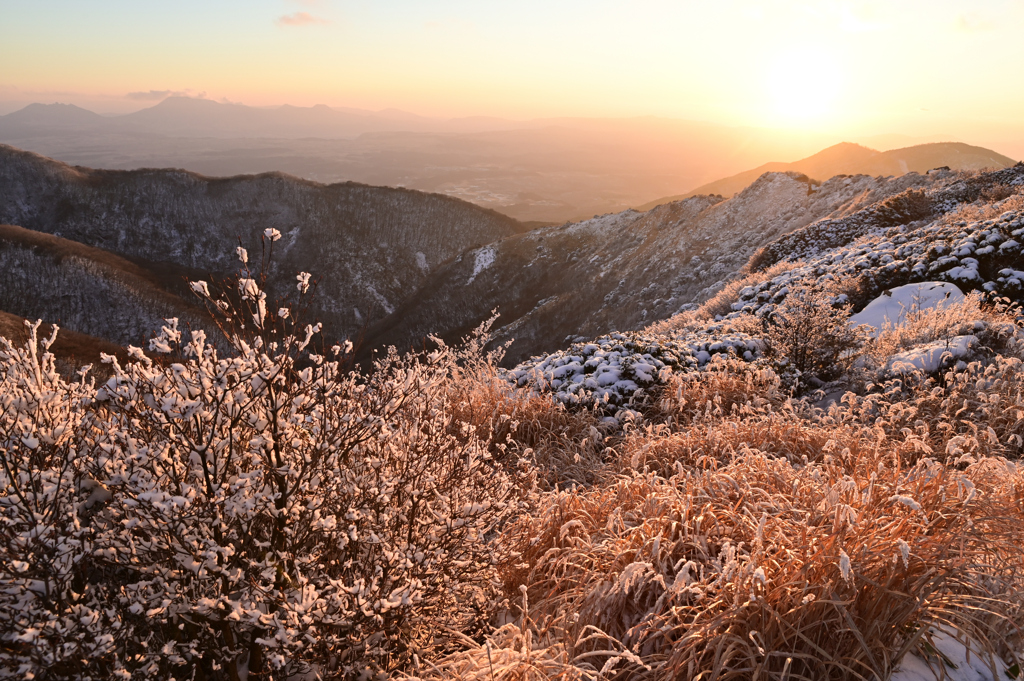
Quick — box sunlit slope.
[363,169,949,364]
[637,142,1016,210]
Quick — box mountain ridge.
[636,141,1017,210]
[0,99,862,222]
[0,144,526,345]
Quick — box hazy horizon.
[4,1,1024,159]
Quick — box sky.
[2,0,1023,154]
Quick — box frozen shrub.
[0,246,518,680]
[763,282,865,391]
[509,331,763,415]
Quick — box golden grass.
[422,444,1024,680]
[411,350,1024,681]
[446,351,609,488]
[840,355,1024,463]
[651,357,788,426]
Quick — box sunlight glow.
[2,0,1024,155]
[765,50,844,125]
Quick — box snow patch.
[887,335,976,376]
[891,629,1015,681]
[467,246,496,285]
[850,282,965,337]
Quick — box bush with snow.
[508,330,762,413]
[0,249,517,680]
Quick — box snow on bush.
[508,331,762,412]
[0,252,517,680]
[723,204,1024,328]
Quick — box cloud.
[126,89,203,101]
[275,11,329,27]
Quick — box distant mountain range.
[0,99,533,138]
[6,144,1016,367]
[637,142,1016,209]
[0,99,881,223]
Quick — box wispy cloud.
[275,12,329,27]
[126,89,204,101]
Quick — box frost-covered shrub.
[762,283,865,391]
[0,246,517,680]
[509,331,762,413]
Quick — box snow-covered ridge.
[513,168,1024,414]
[753,164,1024,270]
[368,169,953,364]
[727,204,1024,320]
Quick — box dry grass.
[446,346,609,488]
[617,414,860,476]
[419,444,1024,681]
[647,357,786,425]
[9,269,1024,679]
[840,354,1024,463]
[407,348,1024,680]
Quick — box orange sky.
[3,0,1023,157]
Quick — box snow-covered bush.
[0,245,517,680]
[761,282,865,391]
[508,331,762,414]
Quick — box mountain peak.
[3,102,103,124]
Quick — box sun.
[764,50,844,125]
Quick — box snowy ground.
[891,630,1017,681]
[849,282,965,336]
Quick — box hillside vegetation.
[0,223,210,347]
[3,168,1024,680]
[0,144,524,348]
[1,145,962,366]
[365,169,951,364]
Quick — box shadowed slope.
[0,144,526,344]
[0,223,211,347]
